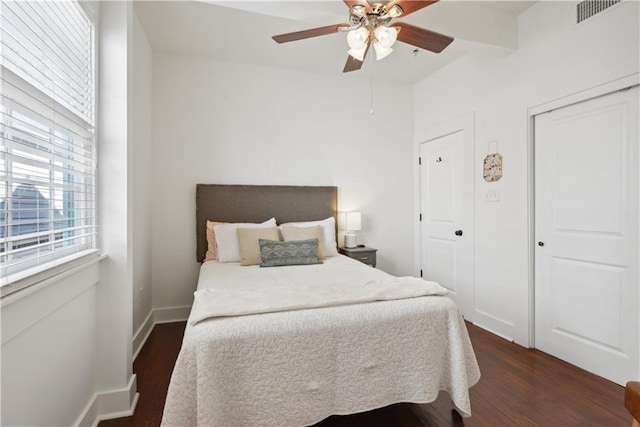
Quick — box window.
[0,0,97,295]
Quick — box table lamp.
[340,212,361,248]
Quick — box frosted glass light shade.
[347,27,369,60]
[373,26,397,61]
[348,47,367,61]
[347,27,369,49]
[374,26,397,47]
[373,43,393,60]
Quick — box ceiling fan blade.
[392,22,453,53]
[273,24,350,43]
[343,55,364,73]
[386,0,438,17]
[343,42,370,72]
[343,0,371,13]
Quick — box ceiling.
[135,0,536,84]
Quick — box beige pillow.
[237,227,280,266]
[278,217,338,257]
[281,225,325,259]
[213,218,277,262]
[205,221,227,261]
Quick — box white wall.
[1,2,141,425]
[414,1,640,344]
[1,263,99,426]
[151,54,414,310]
[131,9,153,351]
[96,0,135,399]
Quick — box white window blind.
[0,0,97,294]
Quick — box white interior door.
[419,131,473,318]
[535,86,639,385]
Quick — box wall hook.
[436,157,442,163]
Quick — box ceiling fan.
[272,0,454,73]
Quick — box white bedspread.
[189,276,447,323]
[162,256,480,426]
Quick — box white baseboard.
[153,305,191,324]
[77,306,190,426]
[472,309,515,343]
[75,375,138,427]
[132,310,154,361]
[131,306,190,361]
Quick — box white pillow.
[278,217,338,257]
[215,218,276,263]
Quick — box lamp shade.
[344,212,361,231]
[339,212,361,248]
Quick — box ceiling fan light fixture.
[373,43,393,60]
[351,4,366,18]
[347,27,369,50]
[374,25,398,48]
[388,4,403,18]
[348,47,367,61]
[271,0,454,74]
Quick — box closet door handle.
[538,241,545,247]
[455,230,463,236]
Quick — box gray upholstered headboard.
[196,184,338,262]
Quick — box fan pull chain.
[370,52,374,115]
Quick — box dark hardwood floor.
[100,321,630,427]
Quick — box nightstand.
[338,246,378,267]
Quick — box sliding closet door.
[535,86,639,385]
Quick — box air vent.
[577,0,621,23]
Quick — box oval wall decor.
[483,141,503,182]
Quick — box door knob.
[455,230,463,236]
[538,241,544,247]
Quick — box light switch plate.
[485,190,500,202]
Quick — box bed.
[161,184,480,426]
